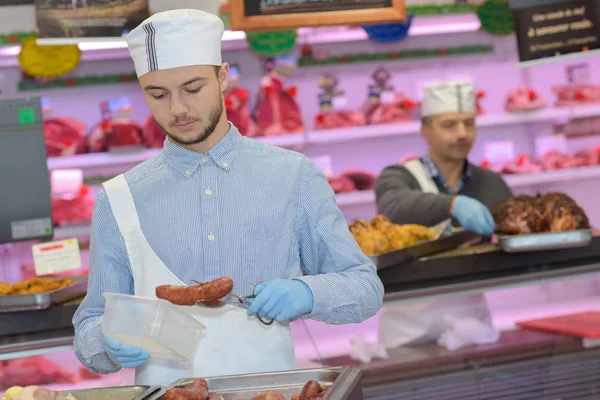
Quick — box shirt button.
[205,189,212,196]
[185,170,191,177]
[222,162,228,167]
[208,234,215,241]
[202,156,208,163]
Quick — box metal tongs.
[191,280,274,326]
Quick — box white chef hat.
[421,80,476,117]
[126,9,224,78]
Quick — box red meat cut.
[142,116,167,148]
[340,169,376,191]
[43,117,87,157]
[315,111,366,130]
[540,150,568,170]
[327,176,355,194]
[225,87,260,137]
[51,185,94,226]
[0,356,78,390]
[88,119,145,152]
[253,73,304,136]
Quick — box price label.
[535,134,568,158]
[381,91,396,104]
[332,95,348,110]
[484,141,515,164]
[32,238,81,276]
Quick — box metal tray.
[150,367,362,400]
[59,386,162,400]
[374,228,482,270]
[498,229,593,253]
[0,275,88,313]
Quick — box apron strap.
[103,174,141,236]
[403,159,440,194]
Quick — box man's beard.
[158,94,224,146]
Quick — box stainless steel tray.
[0,275,88,313]
[150,367,362,400]
[60,385,161,400]
[498,229,593,253]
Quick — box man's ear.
[219,63,229,92]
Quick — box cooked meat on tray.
[492,192,590,235]
[0,278,72,297]
[349,215,434,256]
[163,378,328,400]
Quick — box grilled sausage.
[164,388,208,400]
[249,392,286,400]
[156,277,234,306]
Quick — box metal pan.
[498,229,593,253]
[0,275,88,313]
[148,367,363,400]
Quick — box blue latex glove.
[103,336,149,368]
[247,279,314,323]
[451,195,495,236]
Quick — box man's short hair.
[421,116,433,126]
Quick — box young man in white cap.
[374,80,512,349]
[73,9,383,385]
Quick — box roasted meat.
[537,193,590,232]
[493,193,590,235]
[492,195,545,235]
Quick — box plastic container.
[101,293,205,361]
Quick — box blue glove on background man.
[451,195,495,236]
[103,336,149,368]
[247,279,314,323]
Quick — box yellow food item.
[0,278,72,296]
[348,215,434,256]
[5,386,24,400]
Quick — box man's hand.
[103,336,149,368]
[451,195,495,236]
[247,279,314,323]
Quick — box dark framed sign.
[229,0,407,31]
[509,0,600,67]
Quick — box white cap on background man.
[421,80,476,117]
[126,8,224,78]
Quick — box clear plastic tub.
[101,293,205,361]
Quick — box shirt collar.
[161,123,241,176]
[421,153,472,194]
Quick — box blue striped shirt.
[72,123,384,374]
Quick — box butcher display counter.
[1,367,364,400]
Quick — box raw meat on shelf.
[0,356,78,390]
[225,87,260,137]
[224,66,260,137]
[51,185,94,226]
[314,74,366,130]
[564,148,600,168]
[327,175,355,194]
[252,58,304,136]
[487,154,544,175]
[340,169,376,191]
[142,116,167,148]
[87,119,145,152]
[43,117,88,157]
[552,84,600,107]
[540,150,569,171]
[476,90,486,115]
[327,169,375,193]
[361,67,418,125]
[505,86,546,112]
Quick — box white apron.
[378,159,493,349]
[103,174,297,386]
